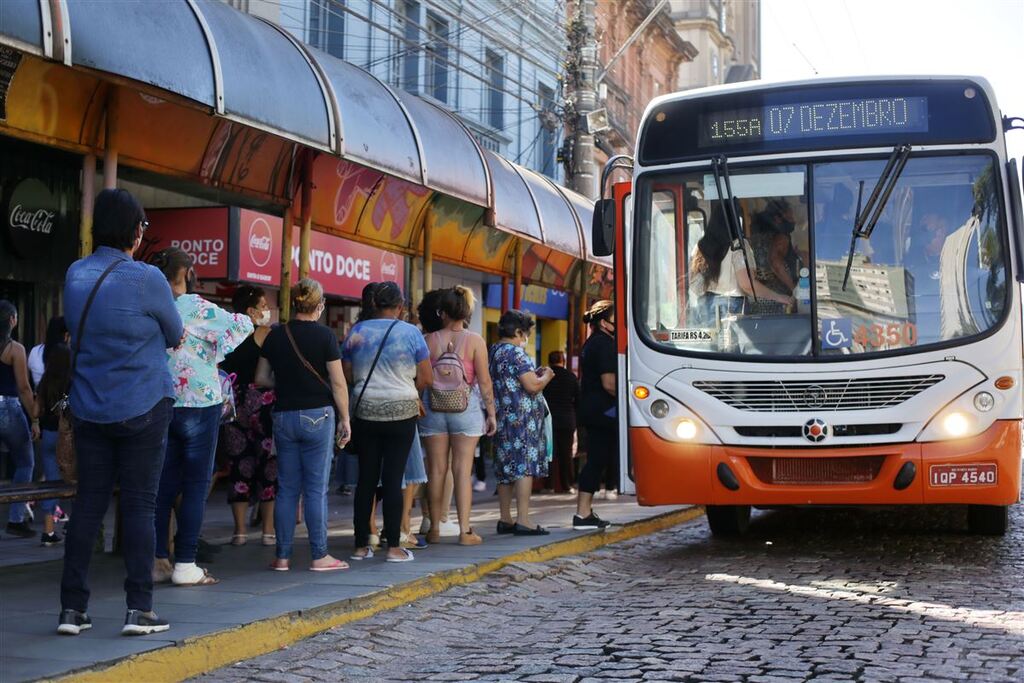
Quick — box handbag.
[56,259,123,484]
[428,333,471,413]
[346,320,399,455]
[283,322,347,450]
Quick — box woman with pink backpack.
[419,286,497,546]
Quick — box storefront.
[482,283,571,368]
[0,135,80,348]
[146,206,405,339]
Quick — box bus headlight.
[629,383,720,444]
[650,399,670,419]
[973,391,995,412]
[942,412,971,438]
[675,419,698,440]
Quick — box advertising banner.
[289,227,404,300]
[145,207,230,279]
[484,283,569,319]
[232,209,283,286]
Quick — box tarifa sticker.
[665,328,715,343]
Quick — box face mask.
[257,310,271,326]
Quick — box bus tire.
[706,505,751,537]
[967,505,1008,536]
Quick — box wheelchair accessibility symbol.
[821,319,852,350]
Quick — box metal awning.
[0,0,603,269]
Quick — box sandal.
[512,523,550,536]
[269,559,290,572]
[426,529,441,545]
[385,548,415,563]
[152,559,173,584]
[261,534,276,547]
[310,558,349,572]
[350,547,374,561]
[173,567,220,586]
[459,529,483,546]
[230,534,248,546]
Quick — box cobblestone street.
[199,505,1024,682]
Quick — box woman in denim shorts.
[419,286,497,546]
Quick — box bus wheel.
[706,505,751,537]
[967,505,1008,536]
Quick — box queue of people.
[0,188,622,637]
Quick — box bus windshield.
[635,154,1007,357]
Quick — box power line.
[331,0,564,80]
[840,0,869,70]
[265,0,558,109]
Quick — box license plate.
[929,463,998,487]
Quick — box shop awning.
[0,0,603,273]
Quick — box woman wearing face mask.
[150,248,253,585]
[489,310,551,536]
[573,300,618,530]
[220,285,279,546]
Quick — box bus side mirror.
[592,198,615,256]
[1007,160,1024,283]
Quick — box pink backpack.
[429,334,471,413]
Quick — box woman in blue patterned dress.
[488,310,553,536]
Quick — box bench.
[0,480,77,504]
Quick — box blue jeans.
[61,397,173,613]
[154,405,222,563]
[335,447,358,488]
[38,429,62,515]
[272,406,335,561]
[0,398,34,523]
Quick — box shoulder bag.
[345,320,399,455]
[56,259,122,484]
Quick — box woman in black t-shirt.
[255,279,351,572]
[573,300,617,531]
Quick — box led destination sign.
[699,96,929,147]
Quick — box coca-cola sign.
[5,178,61,258]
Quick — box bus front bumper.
[630,420,1022,507]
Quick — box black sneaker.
[5,521,33,538]
[122,610,170,636]
[41,532,62,546]
[57,609,92,635]
[573,513,611,530]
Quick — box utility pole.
[563,0,598,200]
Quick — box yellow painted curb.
[49,506,705,683]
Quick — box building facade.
[671,0,761,90]
[235,0,566,182]
[592,1,697,163]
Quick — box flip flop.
[309,559,349,572]
[386,548,415,563]
[350,547,374,561]
[173,567,220,586]
[269,560,290,572]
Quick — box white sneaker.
[595,489,607,500]
[438,520,461,537]
[472,479,487,492]
[606,490,619,501]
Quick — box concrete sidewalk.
[0,485,698,683]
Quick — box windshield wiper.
[842,144,912,290]
[711,155,757,303]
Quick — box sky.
[760,0,1024,166]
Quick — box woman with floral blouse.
[151,247,253,585]
[489,310,552,536]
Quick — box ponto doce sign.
[171,238,224,266]
[291,246,371,280]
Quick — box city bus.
[593,75,1024,536]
